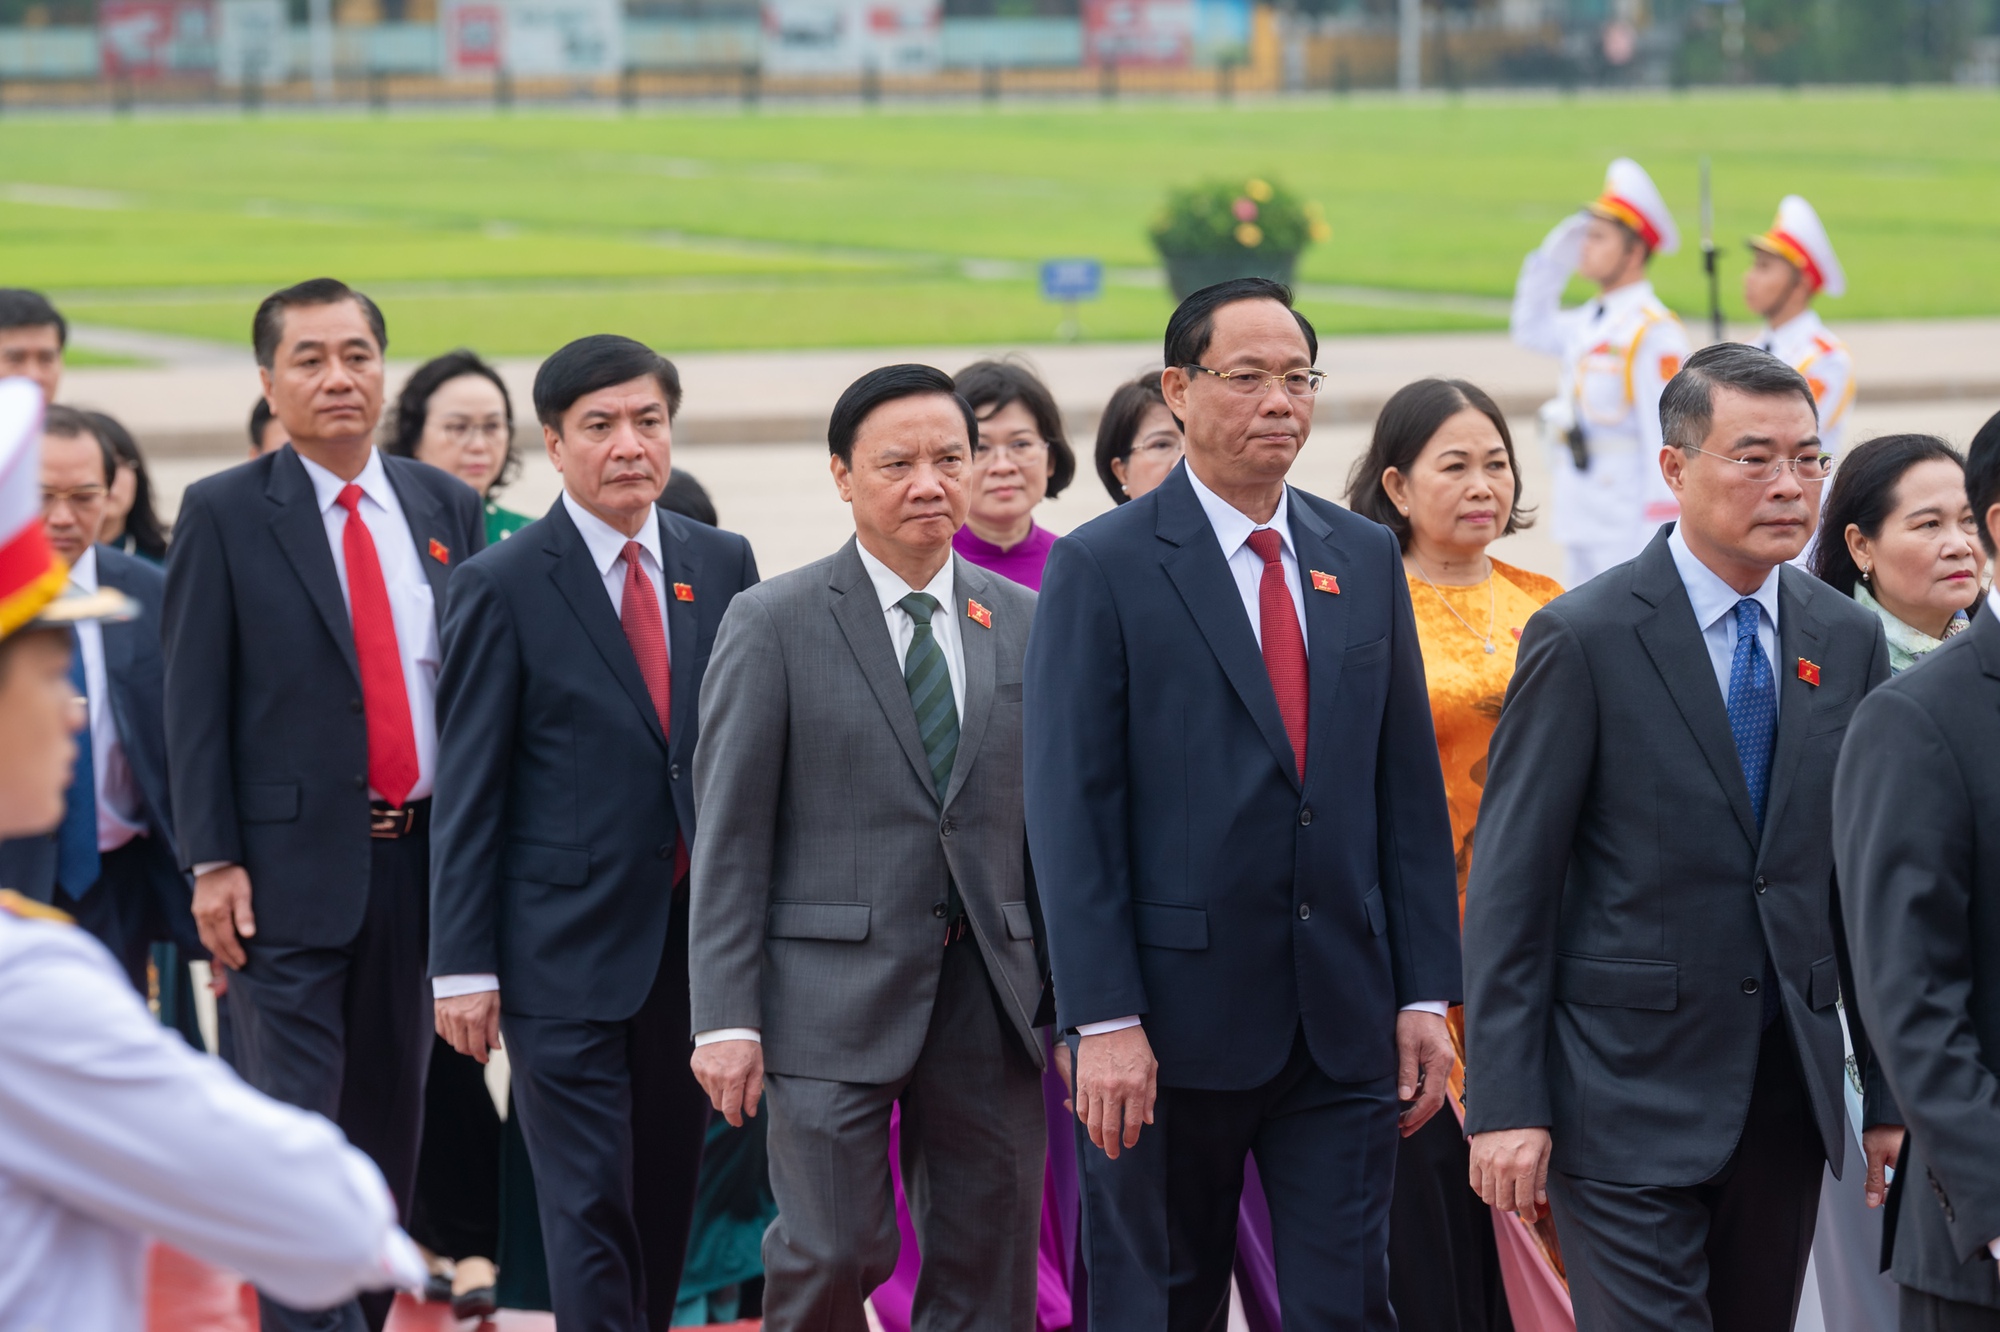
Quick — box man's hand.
[1863,1124,1905,1209]
[192,865,256,970]
[1396,1009,1455,1137]
[1469,1128,1554,1223]
[1053,1039,1074,1116]
[691,1040,765,1128]
[1075,1026,1157,1160]
[436,992,502,1064]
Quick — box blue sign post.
[1040,258,1103,342]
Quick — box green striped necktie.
[900,591,963,926]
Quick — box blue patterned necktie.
[1726,599,1776,828]
[56,629,101,898]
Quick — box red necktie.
[1245,528,1308,780]
[619,541,687,881]
[337,485,420,809]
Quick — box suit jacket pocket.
[1363,885,1387,936]
[1133,900,1207,950]
[236,782,300,823]
[1809,955,1840,1010]
[1554,953,1678,1011]
[503,840,590,887]
[1001,900,1035,940]
[767,900,871,942]
[1345,636,1390,665]
[993,681,1023,703]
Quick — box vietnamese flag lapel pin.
[673,582,695,602]
[428,538,450,565]
[1797,658,1821,687]
[1309,569,1340,595]
[967,598,993,629]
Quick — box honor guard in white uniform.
[1512,157,1693,588]
[0,377,426,1331]
[1745,195,1854,457]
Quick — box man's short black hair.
[533,335,683,431]
[1659,342,1819,454]
[251,278,387,370]
[249,397,275,451]
[1163,278,1318,372]
[1966,409,2000,558]
[0,289,67,347]
[41,404,115,486]
[827,364,979,467]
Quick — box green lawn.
[7,88,1997,356]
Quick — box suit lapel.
[542,500,668,752]
[658,508,703,762]
[265,447,360,686]
[1289,498,1351,786]
[827,539,939,802]
[943,555,995,810]
[382,459,452,614]
[1155,468,1300,790]
[1756,570,1827,861]
[1629,537,1761,852]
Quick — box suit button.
[1298,903,1311,920]
[656,843,672,861]
[932,901,948,919]
[352,775,366,791]
[1299,807,1313,827]
[349,698,363,714]
[1741,978,1760,995]
[1755,876,1768,894]
[670,763,681,781]
[941,818,956,837]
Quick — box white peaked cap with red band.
[0,377,133,642]
[1750,195,1846,298]
[1586,157,1680,257]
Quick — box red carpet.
[146,1245,761,1331]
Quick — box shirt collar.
[67,544,98,594]
[562,490,662,580]
[1767,307,1823,348]
[297,446,395,517]
[855,539,954,617]
[1668,524,1781,635]
[1987,585,2000,624]
[1184,462,1293,563]
[1596,279,1656,321]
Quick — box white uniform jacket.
[1759,308,1855,457]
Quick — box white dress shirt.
[297,449,441,803]
[1668,526,1781,717]
[68,547,146,853]
[690,540,964,1048]
[433,494,672,1002]
[1079,467,1444,1039]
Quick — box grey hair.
[1659,342,1819,454]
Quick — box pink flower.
[1232,197,1259,223]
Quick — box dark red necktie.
[1246,528,1309,779]
[619,541,687,881]
[337,485,420,809]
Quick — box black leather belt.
[369,798,431,840]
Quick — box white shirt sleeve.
[1511,215,1588,358]
[432,974,499,998]
[1400,1000,1450,1017]
[0,924,425,1307]
[1076,1015,1143,1037]
[694,1028,762,1046]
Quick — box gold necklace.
[1414,558,1497,654]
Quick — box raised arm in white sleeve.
[1510,214,1589,358]
[0,921,425,1310]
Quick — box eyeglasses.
[42,485,107,511]
[436,419,510,445]
[1185,365,1326,398]
[1130,436,1184,459]
[1687,447,1834,483]
[970,438,1050,466]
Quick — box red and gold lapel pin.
[1309,570,1340,595]
[1797,658,1821,687]
[428,538,450,565]
[967,598,993,629]
[673,583,695,602]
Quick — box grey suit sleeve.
[689,594,789,1035]
[1837,687,2000,1262]
[1461,608,1597,1134]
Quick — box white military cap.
[1586,157,1680,257]
[1749,195,1846,298]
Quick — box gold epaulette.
[0,889,73,924]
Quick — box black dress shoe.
[422,1270,454,1303]
[452,1285,498,1320]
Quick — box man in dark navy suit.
[164,278,485,1332]
[1025,279,1461,1330]
[0,406,199,1012]
[429,335,759,1332]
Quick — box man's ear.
[1984,503,2000,561]
[1161,366,1192,426]
[1659,445,1689,497]
[829,452,854,504]
[543,424,564,474]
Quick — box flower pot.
[1161,252,1301,302]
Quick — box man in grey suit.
[1836,415,2000,1331]
[1463,342,1895,1330]
[689,363,1047,1332]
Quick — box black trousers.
[1078,1028,1401,1332]
[227,830,432,1332]
[1549,1020,1826,1332]
[502,888,710,1332]
[1388,1105,1513,1332]
[1903,1287,2000,1331]
[408,1033,502,1262]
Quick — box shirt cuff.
[694,1028,761,1046]
[1400,1000,1450,1018]
[191,861,233,878]
[1989,1237,2000,1262]
[432,974,499,999]
[1076,1015,1143,1036]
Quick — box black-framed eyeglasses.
[1185,365,1326,398]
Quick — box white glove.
[1537,213,1590,276]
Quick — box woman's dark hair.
[84,411,168,561]
[660,469,717,527]
[1093,374,1170,504]
[387,349,520,497]
[1344,378,1533,551]
[1810,434,1965,596]
[953,359,1076,500]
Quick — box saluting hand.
[692,1040,765,1128]
[436,992,502,1064]
[1075,1025,1157,1160]
[192,865,256,970]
